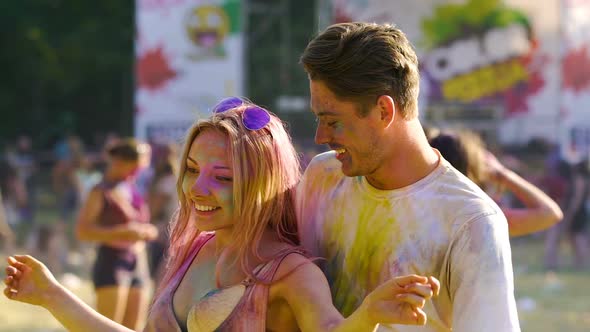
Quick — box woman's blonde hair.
[154,98,301,299]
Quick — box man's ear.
[376,95,395,127]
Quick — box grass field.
[0,237,589,331]
[511,238,590,331]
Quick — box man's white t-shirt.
[296,151,520,332]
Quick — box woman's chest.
[172,259,217,325]
[172,256,251,326]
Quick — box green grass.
[511,238,590,331]
[0,237,589,331]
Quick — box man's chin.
[340,164,359,177]
[337,155,361,177]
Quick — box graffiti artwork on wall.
[184,3,239,60]
[135,0,243,142]
[559,0,590,163]
[420,0,547,116]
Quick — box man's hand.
[359,274,440,326]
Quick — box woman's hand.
[5,255,135,332]
[113,222,159,242]
[4,255,61,307]
[359,274,440,326]
[137,223,159,241]
[485,151,507,184]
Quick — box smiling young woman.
[5,97,438,332]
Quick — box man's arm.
[449,212,521,332]
[276,254,438,331]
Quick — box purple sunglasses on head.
[213,97,271,131]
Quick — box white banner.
[134,0,243,143]
[559,0,590,164]
[328,0,562,145]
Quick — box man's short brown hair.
[301,22,420,119]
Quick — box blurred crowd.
[0,129,588,281]
[0,133,177,278]
[0,133,322,279]
[426,127,589,271]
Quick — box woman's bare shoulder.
[273,250,324,286]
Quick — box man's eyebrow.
[316,111,339,117]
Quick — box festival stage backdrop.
[134,0,243,143]
[559,0,590,163]
[328,0,590,150]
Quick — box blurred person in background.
[51,135,85,248]
[43,134,88,279]
[132,138,155,199]
[6,135,39,227]
[75,138,158,330]
[0,158,28,246]
[428,130,563,237]
[68,151,102,275]
[71,150,103,203]
[543,159,589,269]
[146,141,179,285]
[88,131,121,174]
[0,191,15,254]
[541,149,570,270]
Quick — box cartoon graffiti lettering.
[442,59,528,102]
[419,0,546,115]
[425,24,530,81]
[485,24,531,61]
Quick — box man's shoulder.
[300,151,346,186]
[428,163,506,226]
[296,151,341,201]
[305,151,341,173]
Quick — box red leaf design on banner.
[562,47,590,93]
[333,4,352,23]
[504,69,545,115]
[136,46,177,92]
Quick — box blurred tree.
[0,0,317,149]
[0,0,134,149]
[246,0,317,143]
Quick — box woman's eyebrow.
[187,156,229,170]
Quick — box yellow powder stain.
[324,198,400,316]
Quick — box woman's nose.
[191,174,211,196]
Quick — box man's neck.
[365,120,439,190]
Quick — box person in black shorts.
[561,160,590,268]
[75,138,158,330]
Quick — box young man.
[296,22,521,331]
